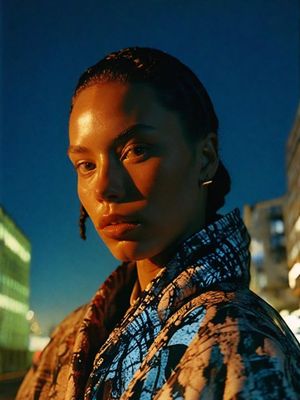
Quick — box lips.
[98,214,142,240]
[99,214,139,229]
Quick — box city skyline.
[2,0,300,333]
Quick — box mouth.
[98,214,142,240]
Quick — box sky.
[2,0,300,334]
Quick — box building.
[0,206,31,373]
[244,197,297,311]
[285,103,300,298]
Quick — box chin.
[104,239,162,262]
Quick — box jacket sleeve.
[156,317,300,399]
[16,304,88,400]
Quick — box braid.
[79,204,88,240]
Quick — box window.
[270,219,285,235]
[251,239,265,269]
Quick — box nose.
[94,156,126,202]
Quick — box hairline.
[71,73,207,150]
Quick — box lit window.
[289,263,300,289]
[250,239,264,268]
[0,293,29,315]
[29,335,50,352]
[270,219,284,235]
[295,215,300,233]
[0,222,31,263]
[289,243,300,261]
[0,274,29,296]
[258,273,267,288]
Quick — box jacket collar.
[130,208,251,322]
[84,208,251,399]
[156,208,251,321]
[67,208,251,399]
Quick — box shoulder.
[183,289,300,397]
[38,302,90,368]
[190,289,299,354]
[160,290,300,399]
[16,303,88,400]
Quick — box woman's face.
[69,82,214,262]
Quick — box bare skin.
[68,82,218,291]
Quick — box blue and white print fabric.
[16,209,300,400]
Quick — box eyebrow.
[67,123,156,155]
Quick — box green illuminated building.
[0,206,31,373]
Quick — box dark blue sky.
[2,0,299,333]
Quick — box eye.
[76,161,96,175]
[121,144,149,161]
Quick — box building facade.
[0,207,31,373]
[244,197,297,311]
[285,104,300,298]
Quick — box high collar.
[84,208,252,399]
[167,208,250,275]
[129,208,251,311]
[65,208,251,399]
[130,208,251,321]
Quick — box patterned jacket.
[16,209,300,399]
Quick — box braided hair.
[72,47,231,239]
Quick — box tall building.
[285,104,300,298]
[0,207,31,373]
[244,197,297,311]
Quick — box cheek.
[127,158,162,197]
[128,156,186,205]
[77,182,97,220]
[134,158,192,210]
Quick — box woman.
[17,47,300,400]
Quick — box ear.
[197,132,219,182]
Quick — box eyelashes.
[120,143,150,161]
[75,161,96,175]
[74,143,151,176]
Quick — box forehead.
[69,82,185,142]
[71,82,163,121]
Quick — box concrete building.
[244,197,297,311]
[285,104,300,298]
[0,207,31,373]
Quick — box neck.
[136,259,162,291]
[136,229,201,291]
[136,238,182,291]
[135,208,208,291]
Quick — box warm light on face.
[77,111,96,135]
[69,82,215,262]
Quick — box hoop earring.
[199,178,213,187]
